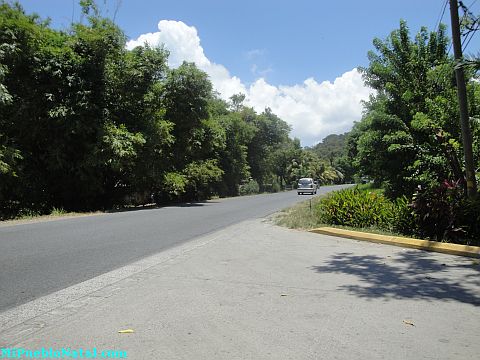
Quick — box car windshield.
[298,179,312,185]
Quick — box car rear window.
[299,179,312,185]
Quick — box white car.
[297,178,317,195]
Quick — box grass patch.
[50,207,68,216]
[355,182,384,194]
[275,189,404,238]
[275,196,325,230]
[0,208,102,226]
[15,209,42,221]
[275,199,404,237]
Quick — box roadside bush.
[271,181,282,193]
[50,207,67,216]
[458,196,480,246]
[316,187,393,228]
[314,182,479,245]
[389,196,416,235]
[411,180,464,241]
[239,179,260,196]
[154,172,187,204]
[411,181,479,244]
[183,160,224,200]
[263,180,282,193]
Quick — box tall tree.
[247,107,290,188]
[354,20,477,198]
[163,62,213,167]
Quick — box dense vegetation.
[0,1,344,219]
[323,21,480,245]
[5,2,477,245]
[306,134,355,183]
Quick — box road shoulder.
[310,227,480,258]
[1,219,479,359]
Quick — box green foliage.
[247,107,291,188]
[161,172,187,199]
[50,207,67,216]
[163,62,213,167]
[316,183,478,245]
[100,123,146,171]
[239,179,260,196]
[310,134,346,163]
[350,20,472,198]
[457,196,480,246]
[0,143,21,175]
[271,180,282,193]
[389,196,415,236]
[0,1,349,219]
[228,93,246,112]
[183,159,224,200]
[340,20,480,244]
[217,112,256,196]
[316,187,393,228]
[285,142,344,187]
[308,134,352,181]
[275,196,325,230]
[410,180,474,243]
[16,208,41,220]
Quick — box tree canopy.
[348,20,480,198]
[0,1,344,219]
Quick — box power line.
[439,0,479,54]
[436,0,449,32]
[468,0,478,9]
[462,22,480,51]
[460,0,480,52]
[459,0,479,29]
[447,0,480,54]
[448,1,469,54]
[71,0,75,25]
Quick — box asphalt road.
[0,185,350,312]
[2,218,478,358]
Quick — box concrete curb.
[309,227,480,258]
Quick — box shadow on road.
[311,251,480,306]
[167,201,218,208]
[106,201,217,213]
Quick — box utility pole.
[449,0,477,197]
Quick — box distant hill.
[307,133,347,166]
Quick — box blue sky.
[17,0,480,145]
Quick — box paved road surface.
[1,218,478,359]
[0,185,349,311]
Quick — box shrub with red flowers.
[411,180,479,244]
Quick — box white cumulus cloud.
[126,20,246,99]
[247,71,373,146]
[127,20,373,146]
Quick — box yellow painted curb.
[309,227,480,258]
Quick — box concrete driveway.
[1,218,479,359]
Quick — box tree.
[353,20,477,198]
[309,134,347,166]
[104,44,172,202]
[160,62,226,200]
[247,107,291,188]
[217,112,256,195]
[0,0,310,217]
[228,93,246,112]
[163,62,213,167]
